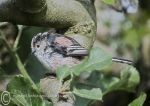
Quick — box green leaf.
[126,67,140,89]
[103,66,140,94]
[99,75,120,92]
[102,0,116,5]
[7,75,52,106]
[56,66,71,81]
[56,47,112,78]
[128,92,147,106]
[75,96,91,106]
[73,47,112,75]
[73,88,102,101]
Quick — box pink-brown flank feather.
[54,37,73,47]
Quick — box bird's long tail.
[112,57,133,65]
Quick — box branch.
[0,0,95,27]
[0,0,96,49]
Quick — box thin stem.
[13,25,23,49]
[0,32,37,89]
[15,54,37,89]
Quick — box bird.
[31,32,88,71]
[31,32,133,72]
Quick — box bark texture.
[0,0,97,49]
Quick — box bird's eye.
[36,45,40,48]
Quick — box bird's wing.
[66,44,89,56]
[52,35,89,57]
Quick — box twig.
[13,25,24,49]
[0,31,37,89]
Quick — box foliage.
[128,92,147,106]
[56,47,141,105]
[56,47,112,80]
[7,75,51,106]
[73,88,102,101]
[7,75,52,106]
[0,46,141,106]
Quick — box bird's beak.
[31,50,36,55]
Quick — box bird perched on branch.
[31,32,88,71]
[31,32,133,72]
